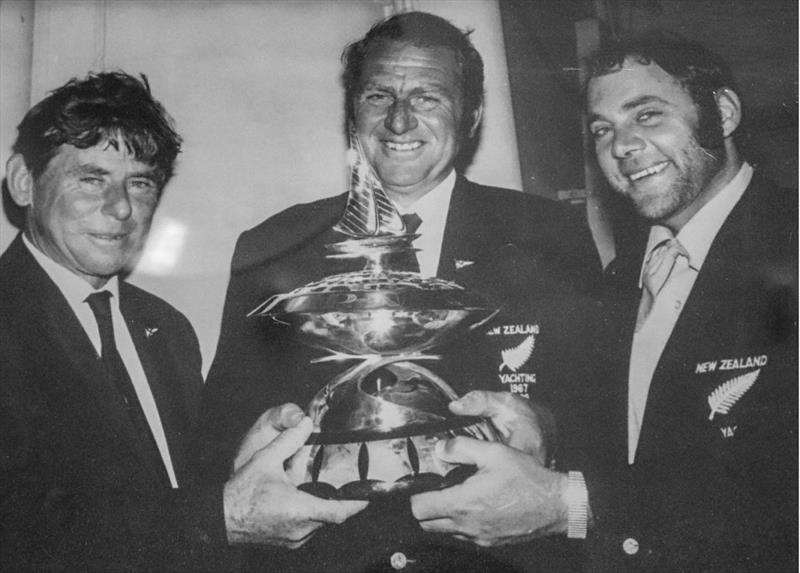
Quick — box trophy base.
[287,358,497,500]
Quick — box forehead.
[44,140,158,175]
[587,59,694,115]
[360,41,461,91]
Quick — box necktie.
[636,237,689,330]
[391,213,422,272]
[85,291,167,481]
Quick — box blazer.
[200,176,603,572]
[585,174,798,572]
[0,234,226,572]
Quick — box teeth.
[629,162,668,181]
[385,141,422,151]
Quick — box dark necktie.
[391,213,422,272]
[85,291,167,481]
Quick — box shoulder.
[232,193,346,270]
[459,179,588,235]
[728,173,796,257]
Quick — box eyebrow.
[361,79,452,94]
[620,95,672,111]
[67,163,159,181]
[587,95,672,124]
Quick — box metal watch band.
[565,471,588,539]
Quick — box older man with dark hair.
[0,71,365,571]
[201,11,601,573]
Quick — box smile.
[90,233,128,242]
[629,161,669,181]
[383,141,423,152]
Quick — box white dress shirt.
[395,169,456,277]
[627,162,753,464]
[23,235,178,487]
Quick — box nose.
[101,182,132,220]
[385,99,418,134]
[611,126,645,159]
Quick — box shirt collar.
[639,162,753,285]
[395,169,456,227]
[22,233,120,305]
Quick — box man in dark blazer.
[0,72,365,571]
[411,35,797,573]
[200,11,601,573]
[581,36,798,572]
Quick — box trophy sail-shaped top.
[333,128,406,238]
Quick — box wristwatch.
[564,471,588,539]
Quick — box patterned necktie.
[392,213,422,272]
[85,291,167,481]
[636,237,689,330]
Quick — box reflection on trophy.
[249,132,499,500]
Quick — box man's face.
[21,142,162,287]
[354,41,473,206]
[587,59,723,230]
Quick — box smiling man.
[582,36,798,571]
[412,36,796,573]
[0,72,366,571]
[201,11,601,573]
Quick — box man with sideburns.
[411,35,797,573]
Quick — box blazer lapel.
[438,177,499,282]
[11,239,150,478]
[636,185,757,462]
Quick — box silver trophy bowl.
[250,236,500,499]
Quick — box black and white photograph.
[0,1,796,571]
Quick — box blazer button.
[390,552,408,570]
[622,537,639,555]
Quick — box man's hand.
[410,437,569,547]
[233,403,305,472]
[450,390,555,465]
[223,416,367,548]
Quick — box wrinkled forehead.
[360,40,463,88]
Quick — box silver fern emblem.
[707,369,760,420]
[499,335,535,372]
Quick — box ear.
[6,154,35,208]
[466,103,483,139]
[715,87,741,138]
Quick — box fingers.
[268,402,306,431]
[450,390,528,418]
[309,497,369,525]
[247,416,314,471]
[433,435,500,467]
[411,482,464,521]
[234,403,306,472]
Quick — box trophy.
[249,133,499,500]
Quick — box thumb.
[434,436,498,467]
[250,416,314,469]
[449,390,492,417]
[270,402,306,431]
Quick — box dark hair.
[585,34,739,149]
[341,11,484,135]
[13,71,182,184]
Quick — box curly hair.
[13,71,182,184]
[585,34,740,150]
